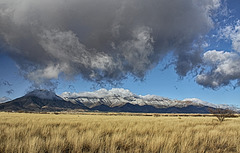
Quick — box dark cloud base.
[3,0,239,90]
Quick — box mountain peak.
[25,89,62,100]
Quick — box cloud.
[219,20,240,52]
[0,0,220,87]
[6,89,14,95]
[0,96,11,103]
[196,50,240,89]
[0,80,12,86]
[197,19,240,89]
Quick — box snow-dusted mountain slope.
[1,88,237,113]
[60,88,220,108]
[25,89,63,100]
[0,97,11,103]
[182,98,238,111]
[183,98,217,108]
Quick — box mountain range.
[0,88,236,113]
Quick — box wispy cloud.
[219,20,240,52]
[0,80,12,86]
[6,89,14,95]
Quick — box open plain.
[0,112,239,153]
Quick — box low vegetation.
[0,112,239,153]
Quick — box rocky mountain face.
[0,90,88,111]
[60,88,218,113]
[62,94,200,109]
[0,88,233,113]
[61,88,217,108]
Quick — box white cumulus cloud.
[196,50,240,88]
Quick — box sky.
[0,0,240,107]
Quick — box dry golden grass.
[0,112,239,153]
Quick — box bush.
[209,108,236,122]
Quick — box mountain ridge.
[0,89,236,113]
[61,88,229,109]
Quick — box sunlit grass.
[0,112,239,153]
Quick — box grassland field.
[0,112,239,153]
